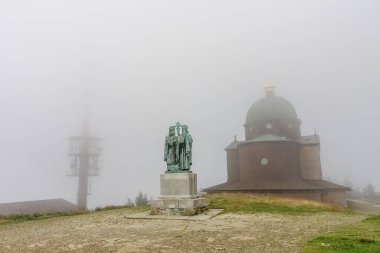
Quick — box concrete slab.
[125,209,224,221]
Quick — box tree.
[363,183,376,198]
[343,179,353,189]
[126,198,135,207]
[135,191,148,206]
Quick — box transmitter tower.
[68,120,102,210]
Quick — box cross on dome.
[264,84,275,95]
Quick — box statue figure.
[164,123,193,173]
[179,125,192,171]
[164,126,179,172]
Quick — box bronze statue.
[164,126,178,172]
[164,123,193,173]
[180,125,192,171]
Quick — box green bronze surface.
[164,122,193,173]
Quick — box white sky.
[0,0,379,208]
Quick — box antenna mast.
[68,107,102,210]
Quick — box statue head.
[169,126,175,136]
[182,125,188,134]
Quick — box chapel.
[204,85,349,207]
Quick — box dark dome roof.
[246,92,298,123]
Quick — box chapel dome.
[246,86,298,124]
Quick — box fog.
[0,0,379,208]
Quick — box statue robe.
[179,133,193,171]
[164,135,178,170]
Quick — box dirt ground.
[0,209,364,253]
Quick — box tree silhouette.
[135,191,148,206]
[363,183,376,198]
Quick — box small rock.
[117,246,146,253]
[230,236,256,241]
[207,238,215,243]
[35,242,47,247]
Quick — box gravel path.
[0,209,364,253]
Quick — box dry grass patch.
[205,193,348,214]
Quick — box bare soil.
[0,209,364,253]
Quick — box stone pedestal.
[151,173,206,215]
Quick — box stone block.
[151,172,206,215]
[160,173,198,198]
[178,198,206,209]
[164,199,179,209]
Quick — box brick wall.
[299,145,322,180]
[239,142,302,181]
[226,150,240,182]
[321,191,347,207]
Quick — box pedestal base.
[152,198,206,209]
[160,173,198,198]
[151,173,206,215]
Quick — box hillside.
[0,194,377,253]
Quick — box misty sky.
[0,0,379,208]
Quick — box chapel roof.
[246,86,298,124]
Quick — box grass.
[0,204,150,226]
[363,215,380,225]
[205,194,378,253]
[205,193,348,215]
[95,204,134,212]
[303,215,380,253]
[0,211,88,225]
[94,204,150,213]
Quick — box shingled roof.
[203,179,350,192]
[225,140,243,150]
[300,134,320,145]
[225,134,292,150]
[0,199,77,216]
